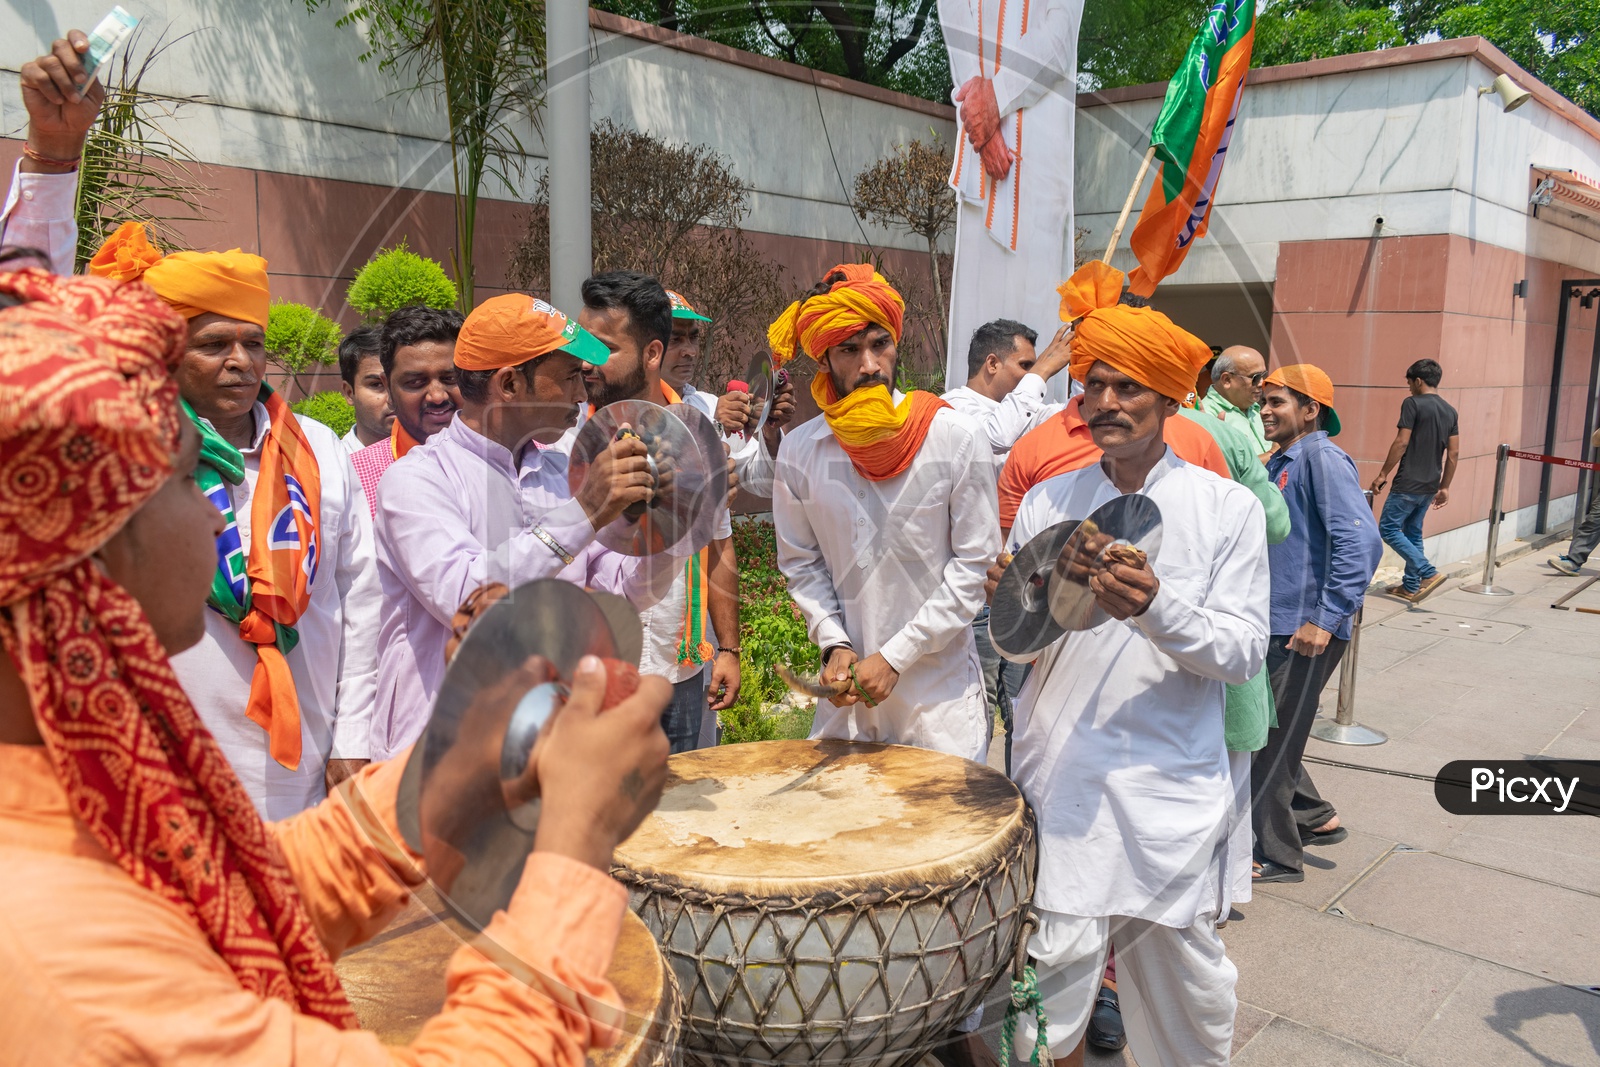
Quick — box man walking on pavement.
[1549,427,1600,576]
[1199,345,1271,458]
[1371,359,1459,601]
[1253,365,1383,884]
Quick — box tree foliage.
[1082,0,1598,117]
[594,0,953,101]
[302,0,546,309]
[73,27,210,271]
[853,137,956,353]
[346,239,459,320]
[265,302,342,394]
[292,391,358,436]
[510,120,787,386]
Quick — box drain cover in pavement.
[1380,612,1526,643]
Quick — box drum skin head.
[397,579,625,930]
[1046,494,1164,632]
[990,520,1079,658]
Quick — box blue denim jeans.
[661,670,707,754]
[971,607,1027,774]
[1379,491,1438,591]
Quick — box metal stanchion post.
[1312,491,1387,746]
[1461,443,1515,596]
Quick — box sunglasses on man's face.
[1243,372,1267,386]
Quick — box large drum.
[337,885,682,1067]
[613,739,1036,1067]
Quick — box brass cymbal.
[567,399,716,556]
[989,520,1080,658]
[742,350,776,437]
[396,579,631,930]
[1046,494,1164,632]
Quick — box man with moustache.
[351,305,465,516]
[87,222,380,818]
[771,264,999,762]
[994,262,1269,1067]
[369,293,683,760]
[578,274,743,751]
[336,324,392,452]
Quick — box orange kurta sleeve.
[0,742,627,1067]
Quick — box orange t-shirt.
[998,396,1231,530]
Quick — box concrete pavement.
[981,550,1600,1066]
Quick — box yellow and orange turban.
[1058,260,1211,402]
[88,221,270,329]
[766,263,905,365]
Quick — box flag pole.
[1102,145,1159,264]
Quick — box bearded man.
[87,222,379,818]
[995,261,1269,1067]
[771,265,999,762]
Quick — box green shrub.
[264,301,340,374]
[717,518,819,743]
[347,239,459,320]
[292,391,356,437]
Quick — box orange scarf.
[391,416,421,458]
[811,375,948,482]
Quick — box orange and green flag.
[1127,0,1255,296]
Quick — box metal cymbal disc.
[668,401,730,553]
[567,400,710,556]
[397,579,628,929]
[743,350,776,437]
[990,520,1080,658]
[1046,494,1164,632]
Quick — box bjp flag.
[1127,0,1255,297]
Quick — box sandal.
[1253,860,1304,884]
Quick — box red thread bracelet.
[21,143,80,170]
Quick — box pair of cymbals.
[989,495,1164,657]
[742,350,781,437]
[395,579,643,930]
[567,399,729,556]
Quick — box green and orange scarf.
[189,385,322,769]
[660,382,717,666]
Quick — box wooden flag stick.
[1102,144,1159,264]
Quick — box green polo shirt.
[1199,388,1271,457]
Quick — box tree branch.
[877,0,939,78]
[813,0,870,81]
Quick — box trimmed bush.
[265,301,340,374]
[347,240,458,320]
[292,391,356,437]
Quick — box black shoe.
[1300,825,1348,847]
[1086,986,1126,1051]
[1253,860,1304,884]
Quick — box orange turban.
[88,221,271,329]
[1058,260,1211,402]
[767,264,905,365]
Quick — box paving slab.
[1231,1017,1407,1065]
[1232,1002,1275,1056]
[1440,813,1600,898]
[1223,894,1472,1058]
[1558,711,1600,744]
[1252,828,1397,910]
[1386,637,1600,699]
[1289,759,1473,852]
[1336,852,1600,986]
[1403,959,1600,1067]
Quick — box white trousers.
[1228,750,1254,905]
[1020,910,1237,1067]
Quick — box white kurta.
[171,406,380,820]
[638,502,734,685]
[940,0,1083,391]
[772,402,1000,762]
[942,376,1062,471]
[1008,451,1269,927]
[682,383,778,498]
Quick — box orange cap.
[455,294,608,371]
[1264,363,1342,436]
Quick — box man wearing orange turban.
[88,221,381,821]
[994,260,1272,1067]
[770,264,1000,767]
[0,266,675,1063]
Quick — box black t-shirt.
[1394,393,1459,495]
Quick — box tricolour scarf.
[188,385,322,769]
[810,375,949,482]
[660,382,716,665]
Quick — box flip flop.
[1253,860,1304,884]
[1301,825,1348,846]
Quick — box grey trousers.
[1252,634,1348,872]
[1568,486,1600,566]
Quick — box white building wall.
[0,1,952,253]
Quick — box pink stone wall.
[1272,234,1598,538]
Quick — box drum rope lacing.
[999,914,1050,1067]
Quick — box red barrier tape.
[1507,448,1600,473]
